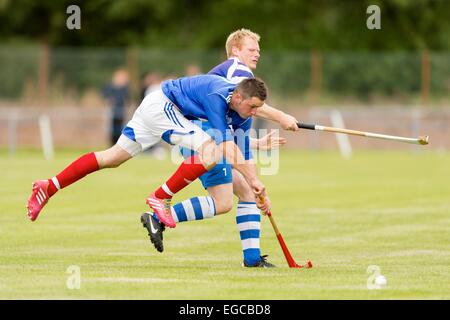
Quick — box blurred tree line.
[0,0,448,50]
[0,0,448,104]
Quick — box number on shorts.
[223,168,227,176]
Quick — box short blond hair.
[225,28,260,58]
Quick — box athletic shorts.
[200,162,232,188]
[179,149,232,189]
[117,89,211,156]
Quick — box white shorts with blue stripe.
[117,89,212,156]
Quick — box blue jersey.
[162,74,250,145]
[207,58,254,159]
[209,57,254,83]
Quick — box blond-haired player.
[141,28,298,268]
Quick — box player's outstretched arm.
[255,103,299,131]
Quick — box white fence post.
[330,110,352,159]
[39,114,54,160]
[8,110,18,156]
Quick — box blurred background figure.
[185,63,202,76]
[141,71,162,100]
[102,69,130,146]
[138,71,168,160]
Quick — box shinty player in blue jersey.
[141,29,299,268]
[27,76,269,237]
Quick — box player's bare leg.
[95,144,133,169]
[207,183,234,214]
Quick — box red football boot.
[27,180,50,221]
[145,193,175,228]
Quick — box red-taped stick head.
[291,260,313,269]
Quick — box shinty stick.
[297,122,429,145]
[259,197,312,269]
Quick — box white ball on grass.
[375,275,387,287]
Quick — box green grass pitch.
[0,149,449,299]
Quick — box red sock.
[47,179,58,197]
[47,152,100,197]
[154,155,208,199]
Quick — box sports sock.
[47,152,100,197]
[154,155,207,199]
[152,196,216,224]
[236,201,261,266]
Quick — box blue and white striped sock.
[153,196,216,224]
[236,201,261,266]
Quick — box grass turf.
[0,149,449,299]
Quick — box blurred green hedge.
[0,46,448,103]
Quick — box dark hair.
[236,78,267,101]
